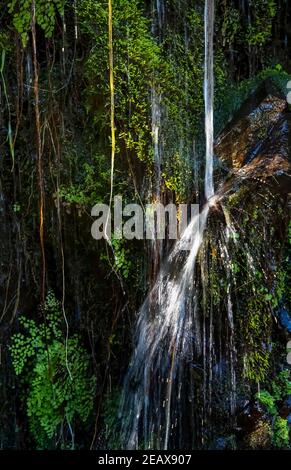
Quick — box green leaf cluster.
[256,371,291,448]
[27,338,96,448]
[8,0,65,45]
[10,291,96,448]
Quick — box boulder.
[215,82,291,191]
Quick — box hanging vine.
[31,1,46,302]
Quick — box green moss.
[223,185,288,384]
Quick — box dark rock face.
[215,90,290,187]
[211,86,290,449]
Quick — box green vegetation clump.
[272,417,289,448]
[256,371,291,448]
[8,0,65,45]
[10,292,96,449]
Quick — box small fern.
[10,292,96,449]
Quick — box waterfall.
[120,205,210,449]
[120,0,217,450]
[204,0,215,201]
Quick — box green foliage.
[244,350,270,382]
[27,338,96,448]
[270,370,291,400]
[10,291,62,375]
[100,236,132,280]
[77,0,206,202]
[162,151,193,203]
[256,390,276,415]
[59,153,111,207]
[13,202,21,213]
[267,268,286,309]
[0,30,12,51]
[10,292,96,448]
[256,370,290,448]
[8,0,64,45]
[272,417,289,448]
[112,237,132,279]
[246,0,276,46]
[219,0,276,50]
[221,5,241,45]
[78,0,161,164]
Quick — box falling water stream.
[120,0,218,449]
[121,204,210,449]
[151,0,164,199]
[204,0,215,201]
[151,88,162,200]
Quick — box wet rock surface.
[210,84,291,449]
[215,84,291,190]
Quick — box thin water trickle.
[150,0,164,281]
[204,0,215,201]
[220,234,237,417]
[25,51,32,96]
[151,0,164,198]
[151,88,162,199]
